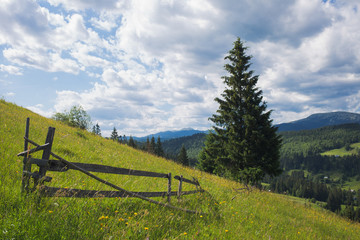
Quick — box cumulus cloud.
[1,0,360,136]
[0,64,22,75]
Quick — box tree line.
[268,170,360,222]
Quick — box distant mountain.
[133,128,208,142]
[276,111,360,132]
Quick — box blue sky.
[1,0,360,137]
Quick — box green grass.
[321,143,360,156]
[1,99,360,239]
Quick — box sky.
[1,0,360,137]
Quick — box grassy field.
[1,99,360,239]
[321,143,360,157]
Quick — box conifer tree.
[178,145,189,166]
[110,127,119,141]
[92,123,101,136]
[146,137,150,152]
[95,123,101,136]
[128,136,137,148]
[149,136,156,154]
[199,38,282,185]
[155,136,164,157]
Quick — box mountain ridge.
[276,111,360,132]
[135,111,360,140]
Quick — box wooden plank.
[40,186,203,198]
[174,175,200,186]
[40,186,175,198]
[27,158,169,178]
[17,143,50,157]
[179,189,205,196]
[38,127,55,180]
[177,175,183,198]
[167,172,171,203]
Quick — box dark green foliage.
[280,123,360,164]
[110,127,119,141]
[162,133,206,165]
[53,105,91,130]
[148,136,156,154]
[155,136,164,157]
[177,145,189,166]
[92,123,101,136]
[199,38,282,185]
[128,136,137,148]
[327,187,343,212]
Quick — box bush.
[53,105,91,130]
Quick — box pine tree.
[146,137,150,152]
[155,136,164,157]
[149,136,156,154]
[178,145,189,166]
[110,127,118,141]
[95,123,101,136]
[128,136,137,148]
[199,38,282,185]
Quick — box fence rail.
[18,118,204,209]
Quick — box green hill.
[1,99,360,239]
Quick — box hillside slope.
[1,99,360,239]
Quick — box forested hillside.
[280,123,360,171]
[162,133,206,165]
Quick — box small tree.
[53,105,91,130]
[155,136,164,157]
[148,136,156,154]
[110,127,119,141]
[92,123,101,136]
[178,145,189,166]
[128,136,137,148]
[199,38,282,185]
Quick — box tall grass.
[1,99,360,239]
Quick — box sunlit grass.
[321,142,360,156]
[1,99,360,239]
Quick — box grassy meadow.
[321,143,360,157]
[1,99,360,239]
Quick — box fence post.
[21,118,30,193]
[167,172,172,203]
[177,175,183,199]
[33,127,55,189]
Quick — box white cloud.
[2,0,360,136]
[0,64,22,75]
[26,104,53,118]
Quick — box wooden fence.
[17,118,204,206]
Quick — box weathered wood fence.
[17,118,204,207]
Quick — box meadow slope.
[1,99,360,239]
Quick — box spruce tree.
[155,136,164,157]
[95,123,101,136]
[178,145,189,166]
[149,136,156,154]
[199,38,282,185]
[128,136,137,148]
[110,127,118,141]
